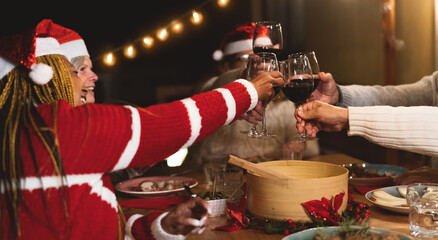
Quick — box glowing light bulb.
[123,45,136,58]
[190,11,203,25]
[142,36,154,48]
[171,21,183,34]
[217,0,229,7]
[103,52,116,66]
[156,28,169,41]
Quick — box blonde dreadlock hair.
[0,54,76,239]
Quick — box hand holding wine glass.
[283,55,315,141]
[241,52,279,138]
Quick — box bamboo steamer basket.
[246,160,348,222]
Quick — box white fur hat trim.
[35,37,65,57]
[223,39,253,56]
[253,37,272,47]
[61,39,90,61]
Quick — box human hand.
[238,101,264,124]
[249,71,283,102]
[394,166,438,185]
[161,197,209,235]
[308,72,339,104]
[295,100,349,137]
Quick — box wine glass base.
[259,132,276,138]
[290,136,318,142]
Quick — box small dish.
[365,186,409,214]
[115,176,198,198]
[342,163,408,187]
[282,226,411,240]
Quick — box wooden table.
[121,153,410,239]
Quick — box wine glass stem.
[300,128,308,139]
[297,103,308,140]
[262,111,267,134]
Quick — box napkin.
[119,195,189,210]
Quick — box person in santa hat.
[0,19,283,240]
[196,22,255,93]
[181,23,319,172]
[39,19,149,181]
[38,19,99,104]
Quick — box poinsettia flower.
[302,192,345,225]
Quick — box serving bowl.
[342,163,408,187]
[246,160,348,222]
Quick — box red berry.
[287,219,293,225]
[284,229,290,235]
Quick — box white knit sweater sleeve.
[347,106,438,157]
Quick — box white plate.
[365,185,409,214]
[282,226,411,240]
[115,176,198,198]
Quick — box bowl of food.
[246,160,348,222]
[342,163,408,187]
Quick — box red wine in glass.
[282,78,314,105]
[313,76,320,92]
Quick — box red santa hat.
[37,19,90,61]
[213,22,271,61]
[0,19,64,85]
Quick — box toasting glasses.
[247,21,283,138]
[241,52,279,138]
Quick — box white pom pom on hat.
[213,50,223,61]
[29,63,53,85]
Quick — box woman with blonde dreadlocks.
[0,20,284,240]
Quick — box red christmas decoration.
[302,192,345,225]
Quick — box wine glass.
[241,52,279,138]
[289,51,320,91]
[283,55,315,141]
[253,21,283,58]
[252,21,283,137]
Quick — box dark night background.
[0,0,270,107]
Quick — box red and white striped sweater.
[1,80,258,240]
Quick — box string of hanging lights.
[101,0,230,67]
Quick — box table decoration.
[215,184,369,235]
